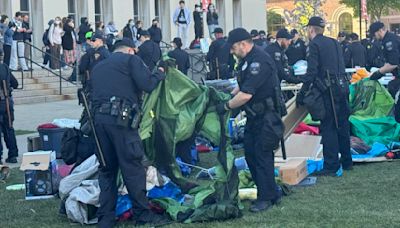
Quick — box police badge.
[249,62,261,75]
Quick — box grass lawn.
[14,129,36,136]
[1,157,400,227]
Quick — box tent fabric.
[139,67,241,223]
[350,79,394,119]
[349,79,400,145]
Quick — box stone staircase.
[12,68,80,104]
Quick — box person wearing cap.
[90,38,169,227]
[337,31,349,54]
[369,21,400,81]
[216,28,284,213]
[168,37,190,75]
[250,29,262,47]
[136,29,161,72]
[343,33,367,68]
[286,29,307,66]
[363,35,385,70]
[206,27,235,79]
[265,28,302,85]
[78,31,110,94]
[298,16,352,176]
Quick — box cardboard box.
[276,158,308,185]
[276,134,322,159]
[20,151,59,200]
[27,135,42,152]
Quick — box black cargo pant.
[320,86,352,171]
[95,123,151,228]
[0,102,18,159]
[244,112,283,201]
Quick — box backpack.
[60,128,80,165]
[42,29,50,46]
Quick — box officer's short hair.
[310,25,324,35]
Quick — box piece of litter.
[30,209,36,213]
[6,184,25,191]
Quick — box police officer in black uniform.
[286,29,307,66]
[298,17,352,176]
[90,38,169,227]
[0,63,18,164]
[364,37,385,70]
[265,28,302,84]
[168,37,190,75]
[79,32,110,94]
[369,22,400,81]
[206,27,235,79]
[136,30,162,72]
[216,28,284,212]
[344,33,367,68]
[338,31,349,54]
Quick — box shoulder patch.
[386,41,393,51]
[274,52,281,61]
[249,62,261,75]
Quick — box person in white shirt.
[172,1,191,49]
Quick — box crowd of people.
[0,4,399,227]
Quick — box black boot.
[5,157,17,163]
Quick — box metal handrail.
[16,41,77,95]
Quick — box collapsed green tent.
[139,67,241,223]
[349,79,400,145]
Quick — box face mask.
[196,7,201,12]
[55,21,60,25]
[129,22,134,26]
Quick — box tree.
[340,0,400,21]
[284,0,326,36]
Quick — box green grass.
[1,159,400,227]
[15,129,36,136]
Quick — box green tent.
[349,79,400,145]
[139,67,241,223]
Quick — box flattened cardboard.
[20,151,56,171]
[276,134,322,159]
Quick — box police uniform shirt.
[305,34,345,84]
[91,52,164,121]
[365,39,385,68]
[238,46,277,105]
[79,46,110,74]
[137,39,162,71]
[286,38,307,66]
[168,48,190,75]
[344,41,367,68]
[382,31,400,66]
[265,42,300,84]
[206,37,235,76]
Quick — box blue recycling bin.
[38,127,67,158]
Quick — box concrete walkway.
[2,99,82,168]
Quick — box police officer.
[168,37,190,75]
[0,63,18,164]
[265,28,302,84]
[90,38,169,227]
[136,30,161,72]
[338,31,349,54]
[79,32,110,94]
[206,27,235,79]
[250,29,263,47]
[285,29,307,66]
[216,28,284,212]
[369,22,400,81]
[344,33,367,68]
[298,17,352,176]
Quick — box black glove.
[157,60,168,73]
[370,70,384,80]
[216,102,230,115]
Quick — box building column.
[240,0,266,31]
[0,0,12,17]
[31,0,44,58]
[223,0,233,33]
[112,0,133,31]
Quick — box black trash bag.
[60,128,80,165]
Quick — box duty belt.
[245,97,276,117]
[97,97,141,129]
